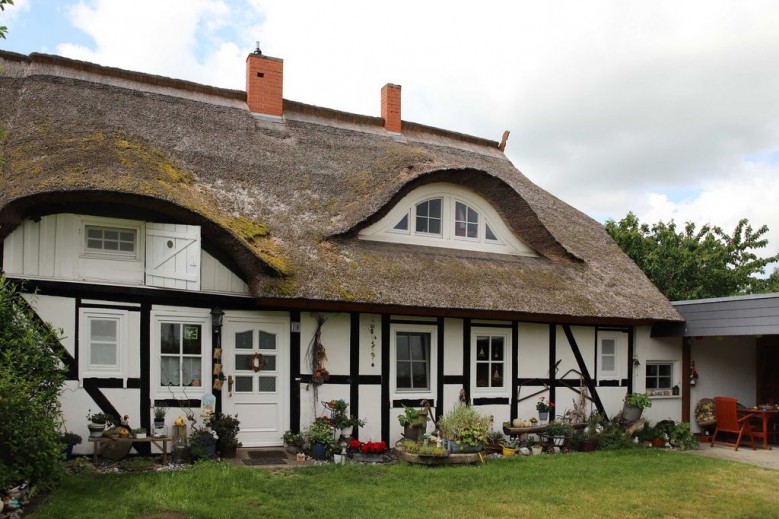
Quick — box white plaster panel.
[444,318,463,375]
[317,313,350,375]
[473,404,509,434]
[517,323,549,378]
[359,314,381,375]
[443,385,463,415]
[21,294,76,356]
[555,327,581,380]
[358,385,382,442]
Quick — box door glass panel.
[235,354,251,371]
[258,377,276,392]
[235,331,253,349]
[235,376,253,392]
[160,323,179,354]
[259,331,276,350]
[262,355,276,371]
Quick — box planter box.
[352,453,387,463]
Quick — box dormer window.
[359,182,537,257]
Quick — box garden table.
[737,408,779,450]
[88,436,172,465]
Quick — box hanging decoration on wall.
[689,360,699,386]
[248,352,266,372]
[369,319,377,367]
[305,315,331,418]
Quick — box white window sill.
[648,394,680,400]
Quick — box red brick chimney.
[246,44,283,118]
[381,83,401,133]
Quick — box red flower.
[349,439,361,449]
[361,444,369,454]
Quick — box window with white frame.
[358,183,538,257]
[79,309,127,378]
[391,324,437,398]
[472,329,510,396]
[153,312,210,396]
[646,362,674,390]
[80,218,143,260]
[600,337,617,376]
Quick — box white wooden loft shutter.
[145,223,201,291]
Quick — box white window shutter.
[145,223,201,291]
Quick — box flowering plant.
[349,439,387,454]
[536,397,554,413]
[530,417,539,425]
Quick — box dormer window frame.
[359,183,538,257]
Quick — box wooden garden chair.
[711,396,756,451]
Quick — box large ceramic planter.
[310,442,329,460]
[403,425,423,442]
[580,439,599,452]
[651,437,666,448]
[502,446,517,457]
[88,423,106,438]
[622,404,643,422]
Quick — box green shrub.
[0,277,67,490]
[598,424,637,450]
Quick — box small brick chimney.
[246,45,283,118]
[381,83,401,134]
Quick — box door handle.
[227,375,233,393]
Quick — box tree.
[0,275,67,490]
[0,0,14,40]
[605,212,779,300]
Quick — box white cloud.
[1,0,30,21]
[46,0,779,264]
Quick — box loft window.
[600,338,616,373]
[85,225,137,256]
[415,198,442,235]
[358,182,538,257]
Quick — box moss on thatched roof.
[0,51,681,323]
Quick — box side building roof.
[0,51,682,324]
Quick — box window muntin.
[160,322,203,387]
[234,329,278,394]
[85,225,137,255]
[475,335,504,388]
[646,362,673,390]
[415,198,442,235]
[396,331,431,391]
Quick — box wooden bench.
[88,436,172,465]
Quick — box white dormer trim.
[358,183,538,257]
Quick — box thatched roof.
[0,51,682,324]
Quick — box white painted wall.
[688,336,756,431]
[634,327,683,424]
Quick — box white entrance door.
[222,315,289,447]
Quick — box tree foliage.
[605,213,779,300]
[0,0,14,40]
[0,275,67,490]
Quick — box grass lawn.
[29,450,779,519]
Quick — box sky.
[2,0,779,271]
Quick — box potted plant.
[60,432,82,459]
[305,416,335,460]
[348,439,389,462]
[190,429,218,461]
[86,410,111,437]
[501,438,518,457]
[132,427,147,439]
[536,397,554,423]
[437,404,490,453]
[545,420,573,447]
[327,400,366,438]
[397,405,428,442]
[282,430,305,454]
[206,412,242,458]
[622,393,652,422]
[153,407,167,437]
